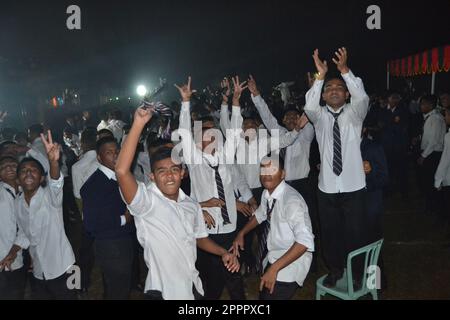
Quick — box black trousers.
[259,264,299,300]
[365,189,384,242]
[236,213,256,270]
[317,188,368,276]
[79,227,95,291]
[94,236,133,300]
[418,151,442,214]
[196,231,246,300]
[144,286,203,300]
[32,271,78,300]
[0,267,27,300]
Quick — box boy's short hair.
[96,136,118,153]
[17,157,46,176]
[150,146,180,173]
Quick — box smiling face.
[150,157,183,201]
[322,79,349,110]
[17,160,45,193]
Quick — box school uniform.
[177,101,246,300]
[435,128,450,220]
[81,165,135,299]
[419,109,446,214]
[15,173,77,300]
[304,70,370,276]
[255,181,314,300]
[0,182,26,299]
[71,149,99,291]
[124,182,208,300]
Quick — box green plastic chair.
[316,239,384,300]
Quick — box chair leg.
[371,290,378,300]
[316,290,323,300]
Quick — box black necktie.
[328,109,343,176]
[210,165,231,225]
[4,187,18,200]
[256,199,277,275]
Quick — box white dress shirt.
[177,101,243,234]
[0,182,25,271]
[71,150,99,199]
[231,165,253,203]
[124,182,208,300]
[254,181,314,286]
[304,70,369,194]
[435,129,450,188]
[252,95,315,182]
[220,102,301,188]
[15,174,75,280]
[421,109,446,158]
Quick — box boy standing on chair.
[232,157,314,300]
[304,48,370,288]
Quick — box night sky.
[0,0,449,109]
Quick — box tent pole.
[431,72,436,94]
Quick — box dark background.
[0,0,449,112]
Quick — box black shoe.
[323,271,343,288]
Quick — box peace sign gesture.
[174,76,197,102]
[40,130,60,162]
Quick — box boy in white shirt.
[232,156,314,299]
[115,102,240,300]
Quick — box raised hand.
[221,77,231,103]
[247,75,260,97]
[332,47,350,74]
[174,76,197,102]
[295,113,310,130]
[231,76,248,105]
[40,130,60,162]
[134,106,153,127]
[312,49,328,80]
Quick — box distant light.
[74,94,78,98]
[109,98,112,101]
[128,97,131,100]
[116,97,119,101]
[136,85,148,97]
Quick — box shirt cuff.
[181,101,190,111]
[120,215,126,226]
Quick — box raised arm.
[175,77,204,165]
[116,106,153,204]
[41,130,60,180]
[304,49,328,123]
[219,77,232,134]
[223,76,245,162]
[333,47,369,120]
[248,75,286,132]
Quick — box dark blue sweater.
[80,169,134,240]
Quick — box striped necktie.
[328,109,343,176]
[256,199,277,275]
[210,164,231,225]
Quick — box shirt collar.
[263,180,286,202]
[82,149,97,159]
[1,181,17,194]
[326,105,344,114]
[99,164,117,181]
[150,182,186,203]
[423,109,436,120]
